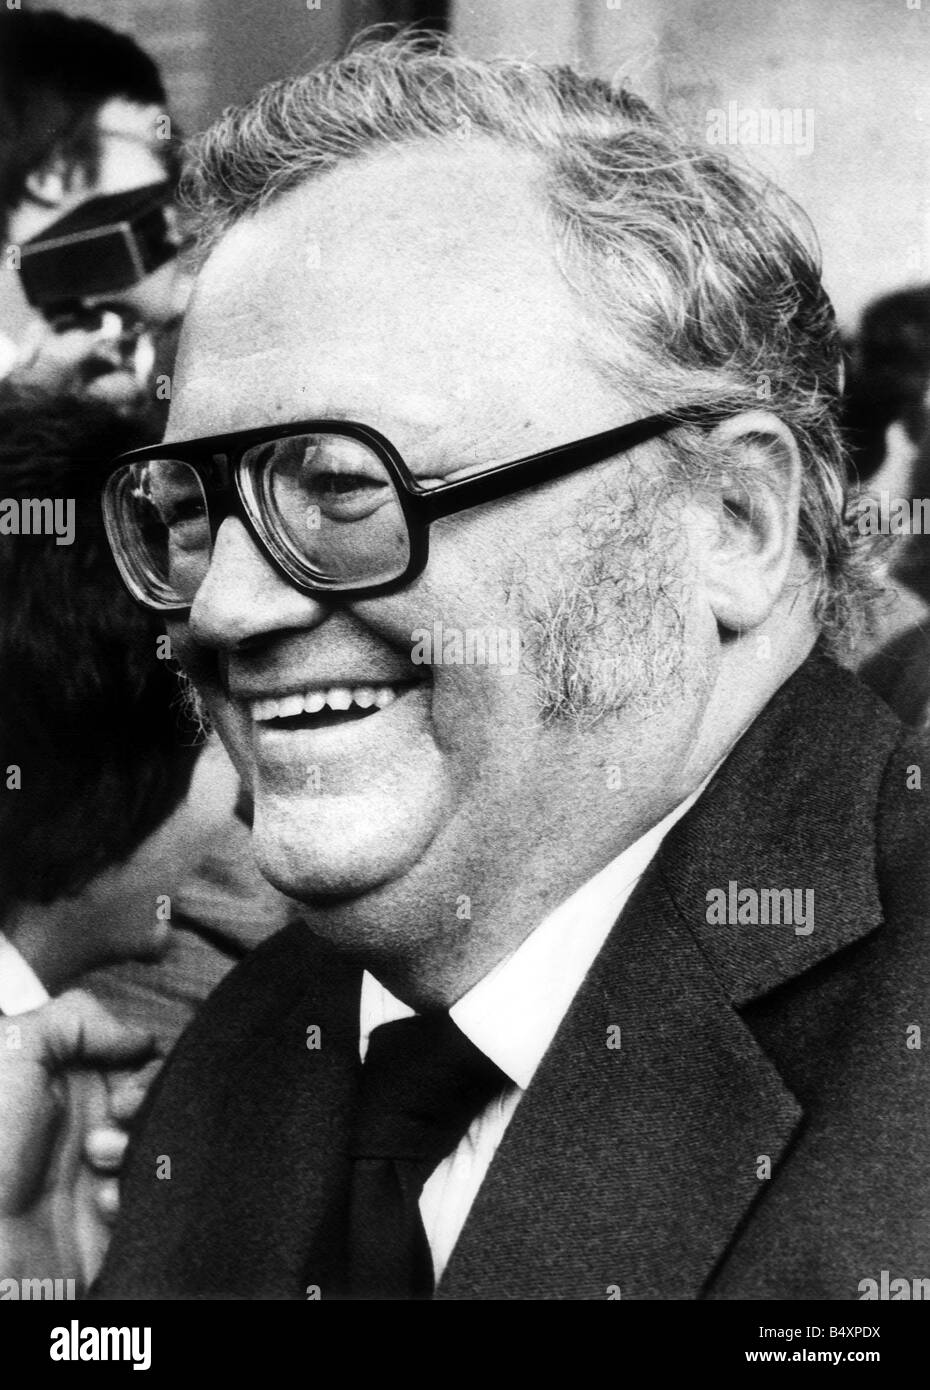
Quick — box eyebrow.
[158,406,537,476]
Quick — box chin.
[249,792,440,906]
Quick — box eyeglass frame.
[102,405,720,613]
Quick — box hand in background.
[0,992,158,1291]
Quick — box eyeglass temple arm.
[410,410,705,521]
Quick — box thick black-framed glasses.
[102,407,716,613]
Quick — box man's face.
[166,141,714,958]
[11,98,190,333]
[77,100,190,330]
[10,98,170,244]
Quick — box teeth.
[251,697,279,722]
[250,684,405,722]
[277,693,306,719]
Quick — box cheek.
[423,649,545,807]
[167,621,220,693]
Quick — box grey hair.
[182,31,875,651]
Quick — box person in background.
[843,287,930,496]
[0,387,294,1284]
[843,287,930,663]
[0,8,189,413]
[842,287,930,721]
[0,389,201,995]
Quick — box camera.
[17,181,179,319]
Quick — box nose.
[188,515,330,651]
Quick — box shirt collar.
[360,774,712,1088]
[0,930,51,1016]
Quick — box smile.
[249,683,416,728]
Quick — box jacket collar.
[661,648,898,1005]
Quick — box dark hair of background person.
[0,8,176,243]
[0,388,201,918]
[841,285,930,485]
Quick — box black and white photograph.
[0,0,928,1358]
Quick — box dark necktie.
[345,1011,508,1300]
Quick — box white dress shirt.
[0,930,51,1015]
[359,779,710,1283]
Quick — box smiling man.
[89,38,930,1300]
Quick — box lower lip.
[249,685,431,762]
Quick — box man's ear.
[695,410,803,634]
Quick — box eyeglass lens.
[113,432,413,606]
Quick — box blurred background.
[28,0,930,332]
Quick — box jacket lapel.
[437,864,802,1299]
[206,929,363,1299]
[439,653,895,1299]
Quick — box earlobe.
[699,411,803,635]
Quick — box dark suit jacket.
[93,651,930,1299]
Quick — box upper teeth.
[250,685,402,722]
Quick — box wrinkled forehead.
[167,140,606,450]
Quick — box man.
[0,9,187,406]
[25,37,930,1299]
